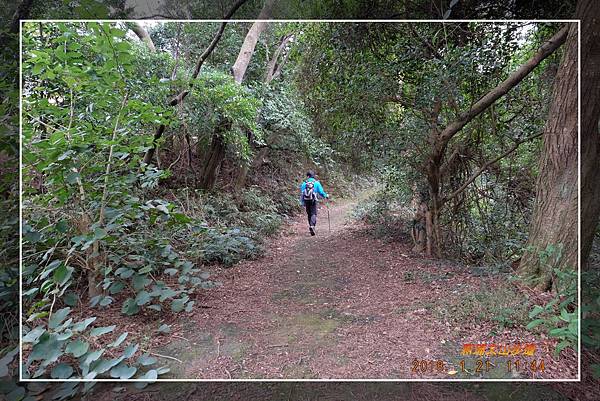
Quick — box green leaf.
[93,227,107,240]
[48,307,71,329]
[116,267,134,279]
[135,290,151,305]
[157,324,170,334]
[121,298,139,315]
[90,325,116,337]
[29,335,62,363]
[108,332,128,348]
[526,319,545,330]
[56,329,74,341]
[156,366,170,375]
[55,220,69,233]
[123,343,139,359]
[159,288,177,301]
[560,308,571,322]
[91,357,124,374]
[72,317,96,332]
[64,171,80,184]
[528,305,544,318]
[50,363,73,379]
[90,295,103,307]
[22,326,45,343]
[140,369,158,380]
[548,327,566,337]
[137,354,157,366]
[171,298,186,312]
[554,340,570,356]
[63,292,79,306]
[109,281,125,294]
[81,349,104,366]
[99,296,114,307]
[53,265,73,286]
[110,363,137,380]
[66,339,89,357]
[132,274,150,290]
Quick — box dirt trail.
[153,196,573,380]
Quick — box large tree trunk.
[578,0,600,267]
[218,0,275,191]
[518,23,578,291]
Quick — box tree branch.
[408,24,443,60]
[442,132,543,205]
[143,0,249,165]
[438,25,568,145]
[130,22,156,52]
[265,33,294,83]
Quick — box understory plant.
[526,244,578,356]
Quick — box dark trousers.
[305,200,317,227]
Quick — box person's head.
[306,170,315,179]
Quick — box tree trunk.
[418,27,568,259]
[231,0,275,83]
[141,0,249,166]
[578,0,600,267]
[423,100,443,257]
[198,119,230,190]
[131,22,156,52]
[518,23,578,291]
[226,0,276,191]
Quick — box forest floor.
[131,194,577,380]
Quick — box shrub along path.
[150,197,575,380]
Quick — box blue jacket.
[300,177,327,205]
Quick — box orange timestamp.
[461,342,537,357]
[459,358,545,373]
[410,358,546,375]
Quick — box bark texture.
[519,23,579,291]
[578,0,600,266]
[198,121,229,190]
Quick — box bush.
[198,227,263,266]
[526,245,578,356]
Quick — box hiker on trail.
[300,170,328,236]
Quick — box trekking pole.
[327,197,331,233]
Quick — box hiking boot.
[309,226,315,236]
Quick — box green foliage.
[20,22,217,378]
[22,307,169,380]
[188,70,262,160]
[168,188,285,267]
[526,245,578,356]
[258,81,334,168]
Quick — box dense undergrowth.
[17,20,360,382]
